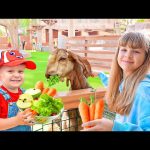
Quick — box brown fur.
[45,48,93,131]
[45,48,93,90]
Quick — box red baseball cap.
[0,50,36,70]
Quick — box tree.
[0,19,39,50]
[114,19,146,34]
[19,19,32,35]
[0,19,19,49]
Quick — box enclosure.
[31,88,116,131]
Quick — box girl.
[82,31,150,131]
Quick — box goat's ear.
[51,48,59,55]
[79,57,94,78]
[67,50,94,78]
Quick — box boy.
[0,50,36,131]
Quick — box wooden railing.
[55,88,106,110]
[65,35,120,75]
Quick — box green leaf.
[80,97,89,105]
[31,94,64,116]
[90,95,95,104]
[47,75,60,87]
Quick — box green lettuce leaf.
[31,94,63,116]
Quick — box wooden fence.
[53,35,121,110]
[65,35,120,75]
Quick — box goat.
[45,48,93,131]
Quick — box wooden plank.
[92,68,111,73]
[67,37,86,40]
[92,68,111,75]
[67,35,120,41]
[85,35,120,40]
[55,88,106,110]
[91,66,111,74]
[70,49,116,54]
[66,43,117,48]
[85,57,113,62]
[91,63,111,68]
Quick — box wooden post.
[85,39,88,57]
[48,26,54,51]
[68,19,75,37]
[37,29,42,51]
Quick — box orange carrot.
[47,88,57,97]
[42,87,50,94]
[94,99,104,120]
[25,108,38,116]
[35,81,44,92]
[89,96,95,121]
[78,98,90,128]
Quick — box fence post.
[85,38,88,57]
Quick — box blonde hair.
[106,32,150,115]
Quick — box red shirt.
[0,86,23,118]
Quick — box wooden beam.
[69,49,116,54]
[67,35,120,40]
[66,43,117,48]
[55,88,106,110]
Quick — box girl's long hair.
[106,32,150,115]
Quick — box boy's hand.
[16,108,35,126]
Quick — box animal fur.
[45,48,93,90]
[45,48,93,131]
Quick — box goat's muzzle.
[45,73,50,79]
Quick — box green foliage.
[136,19,145,23]
[0,26,7,36]
[31,94,64,116]
[80,97,89,105]
[19,19,31,28]
[18,19,40,35]
[19,19,32,35]
[0,30,3,36]
[47,75,60,87]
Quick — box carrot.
[94,99,104,120]
[89,95,95,121]
[42,87,50,94]
[31,110,38,116]
[35,81,44,92]
[78,98,90,128]
[47,88,57,97]
[25,108,38,116]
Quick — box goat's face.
[45,49,74,79]
[45,48,93,90]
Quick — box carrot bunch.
[34,81,57,97]
[78,96,104,128]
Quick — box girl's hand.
[16,108,35,126]
[81,118,114,131]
